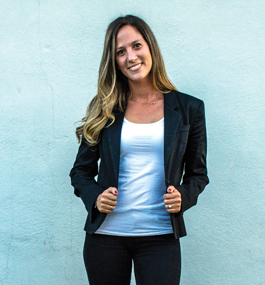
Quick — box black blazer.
[70,90,209,239]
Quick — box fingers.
[96,187,118,213]
[107,187,118,197]
[163,186,182,213]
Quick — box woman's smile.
[128,63,142,71]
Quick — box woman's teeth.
[129,64,141,70]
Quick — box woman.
[70,15,209,285]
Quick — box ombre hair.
[76,15,176,144]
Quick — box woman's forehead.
[116,25,144,48]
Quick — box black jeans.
[83,233,181,285]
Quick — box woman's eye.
[135,43,141,48]
[117,50,124,56]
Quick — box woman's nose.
[128,50,137,62]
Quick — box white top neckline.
[124,117,164,125]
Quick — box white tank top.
[95,117,173,236]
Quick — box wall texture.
[1,1,264,284]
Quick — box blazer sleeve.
[69,139,105,222]
[177,101,209,213]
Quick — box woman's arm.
[69,139,105,221]
[177,101,209,213]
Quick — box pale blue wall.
[1,1,264,284]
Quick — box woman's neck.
[128,79,159,103]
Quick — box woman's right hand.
[96,187,118,213]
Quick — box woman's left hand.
[163,186,182,213]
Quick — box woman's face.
[115,25,152,85]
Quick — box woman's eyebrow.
[116,39,142,50]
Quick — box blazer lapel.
[106,111,125,186]
[164,91,181,171]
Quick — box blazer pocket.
[179,124,190,133]
[173,125,190,155]
[167,125,190,175]
[171,124,190,158]
[178,125,190,143]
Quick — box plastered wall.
[1,1,265,284]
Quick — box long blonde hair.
[76,15,176,144]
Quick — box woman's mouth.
[128,63,141,71]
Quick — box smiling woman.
[70,15,209,285]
